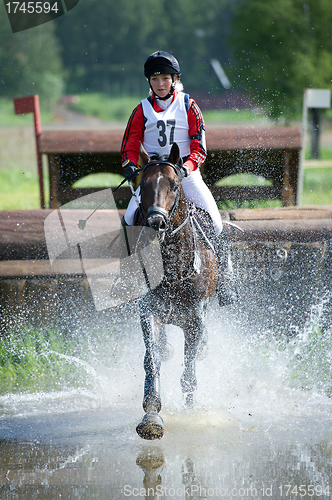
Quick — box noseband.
[140,159,183,232]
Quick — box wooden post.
[281,151,294,206]
[48,154,61,208]
[13,95,45,209]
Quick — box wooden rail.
[1,207,332,278]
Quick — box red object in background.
[13,95,44,209]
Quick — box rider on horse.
[120,51,237,307]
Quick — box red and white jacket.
[121,91,207,174]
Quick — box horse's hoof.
[136,413,165,440]
[136,448,165,472]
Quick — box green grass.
[3,93,272,126]
[305,146,332,160]
[0,326,89,394]
[302,167,332,205]
[1,166,332,209]
[217,198,283,210]
[0,167,49,209]
[216,173,273,187]
[0,93,271,126]
[215,173,282,209]
[249,324,332,397]
[69,92,275,124]
[73,172,125,188]
[68,92,145,122]
[203,108,271,125]
[214,169,332,209]
[69,93,273,124]
[0,97,53,126]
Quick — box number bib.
[141,92,190,158]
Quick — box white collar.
[155,95,174,110]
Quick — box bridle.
[140,159,187,236]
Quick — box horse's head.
[139,143,184,237]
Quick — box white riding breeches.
[124,168,223,235]
[181,169,223,234]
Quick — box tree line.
[0,0,331,118]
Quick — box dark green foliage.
[2,0,332,117]
[0,15,64,104]
[1,0,332,119]
[53,0,234,96]
[229,0,332,118]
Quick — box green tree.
[54,0,165,94]
[0,11,64,105]
[229,0,332,118]
[54,0,234,96]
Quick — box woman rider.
[120,51,237,306]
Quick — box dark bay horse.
[134,143,218,440]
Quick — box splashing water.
[1,295,332,499]
[1,293,332,429]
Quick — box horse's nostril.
[147,216,166,232]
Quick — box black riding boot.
[215,229,238,307]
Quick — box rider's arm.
[121,104,145,166]
[184,99,207,173]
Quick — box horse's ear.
[139,142,150,167]
[168,143,180,165]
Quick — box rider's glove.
[123,160,139,181]
[175,158,190,181]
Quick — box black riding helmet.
[144,51,181,100]
[144,51,181,79]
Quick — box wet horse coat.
[135,143,218,439]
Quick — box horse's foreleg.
[136,304,164,440]
[181,317,205,407]
[141,311,162,414]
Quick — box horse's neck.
[162,195,194,279]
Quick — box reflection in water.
[182,458,198,499]
[136,447,164,499]
[0,406,331,498]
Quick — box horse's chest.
[162,240,183,263]
[161,238,190,279]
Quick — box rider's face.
[149,74,178,98]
